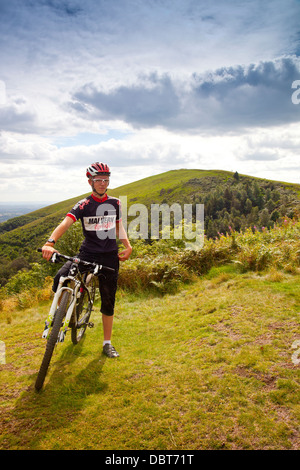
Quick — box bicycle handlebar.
[37,248,115,272]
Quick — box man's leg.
[102,313,113,341]
[98,255,119,358]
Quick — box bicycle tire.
[71,275,96,345]
[35,291,70,391]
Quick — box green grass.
[1,267,299,450]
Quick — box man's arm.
[42,216,75,261]
[116,220,132,261]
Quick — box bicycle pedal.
[88,322,94,328]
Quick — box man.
[42,162,132,358]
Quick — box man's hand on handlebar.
[42,245,58,261]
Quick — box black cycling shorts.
[52,250,119,316]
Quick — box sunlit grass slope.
[0,266,299,450]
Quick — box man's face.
[89,175,110,195]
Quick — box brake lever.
[93,264,100,275]
[51,252,58,263]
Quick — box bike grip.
[37,248,42,252]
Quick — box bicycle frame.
[42,267,90,342]
[38,249,115,342]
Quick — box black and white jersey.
[67,193,121,253]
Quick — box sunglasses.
[92,178,109,183]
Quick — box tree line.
[193,173,299,238]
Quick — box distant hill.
[0,168,299,263]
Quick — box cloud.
[2,0,299,99]
[38,0,83,17]
[0,122,299,203]
[240,151,280,162]
[0,95,37,133]
[71,74,180,128]
[0,131,57,163]
[70,57,300,133]
[191,57,300,129]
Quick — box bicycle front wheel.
[71,274,96,345]
[35,291,70,391]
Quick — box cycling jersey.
[67,193,121,253]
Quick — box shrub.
[118,255,193,295]
[4,263,46,296]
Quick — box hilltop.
[0,168,299,285]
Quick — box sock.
[103,340,111,346]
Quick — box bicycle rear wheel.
[71,274,96,345]
[35,291,70,391]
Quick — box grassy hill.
[0,168,299,263]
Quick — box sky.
[0,0,300,203]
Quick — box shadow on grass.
[5,339,108,449]
[40,337,107,392]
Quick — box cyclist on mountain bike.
[41,162,132,358]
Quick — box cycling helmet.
[86,162,111,178]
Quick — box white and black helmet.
[86,162,110,178]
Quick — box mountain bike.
[35,249,115,391]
